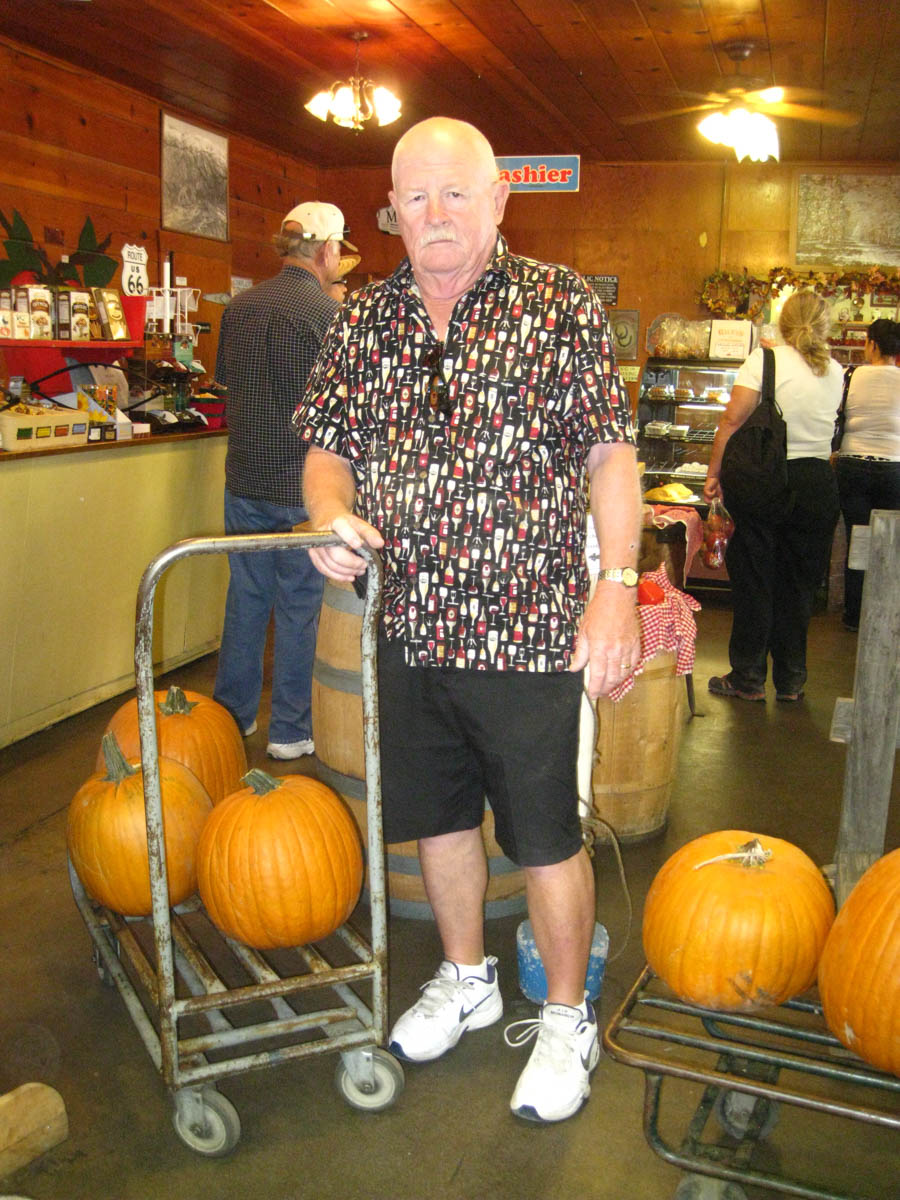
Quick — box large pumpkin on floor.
[69,731,213,916]
[98,685,246,804]
[196,769,364,949]
[642,830,835,1011]
[818,847,900,1075]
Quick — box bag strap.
[761,345,776,408]
[838,364,856,419]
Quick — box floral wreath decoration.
[698,265,900,320]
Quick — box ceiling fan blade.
[756,101,860,127]
[617,102,721,126]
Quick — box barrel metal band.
[313,660,363,696]
[324,583,365,615]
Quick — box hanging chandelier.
[698,108,780,162]
[305,32,402,131]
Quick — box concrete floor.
[1,596,897,1200]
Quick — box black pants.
[724,458,840,694]
[835,456,900,628]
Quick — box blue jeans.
[214,488,324,743]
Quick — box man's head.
[273,202,356,284]
[389,118,509,294]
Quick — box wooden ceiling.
[5,0,899,168]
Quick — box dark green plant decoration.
[0,209,119,289]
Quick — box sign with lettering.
[120,243,149,297]
[495,156,580,192]
[583,275,619,305]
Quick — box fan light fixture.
[698,107,780,162]
[305,32,401,131]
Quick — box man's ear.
[492,180,510,225]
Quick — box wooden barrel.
[589,650,684,843]
[311,579,527,919]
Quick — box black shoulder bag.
[831,365,855,453]
[720,346,792,520]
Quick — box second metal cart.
[68,533,403,1155]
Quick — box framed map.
[795,174,900,267]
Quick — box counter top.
[0,425,227,462]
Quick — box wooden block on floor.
[0,1082,68,1179]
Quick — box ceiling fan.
[619,40,860,131]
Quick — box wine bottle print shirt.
[294,235,635,672]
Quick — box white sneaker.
[243,720,258,737]
[388,958,503,1063]
[266,739,314,760]
[506,995,600,1122]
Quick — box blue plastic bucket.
[516,919,609,1004]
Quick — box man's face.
[389,131,507,284]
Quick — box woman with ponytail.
[704,290,843,702]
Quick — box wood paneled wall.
[2,34,896,406]
[0,37,318,370]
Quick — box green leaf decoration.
[82,252,118,287]
[0,261,18,288]
[7,209,35,245]
[77,216,100,253]
[3,239,44,277]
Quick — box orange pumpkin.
[197,769,364,949]
[642,830,835,1011]
[69,731,213,916]
[98,685,246,804]
[818,847,900,1075]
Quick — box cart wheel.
[335,1049,405,1112]
[172,1087,241,1156]
[674,1175,749,1200]
[712,1088,780,1140]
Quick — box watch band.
[596,567,639,586]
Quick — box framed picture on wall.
[608,309,640,361]
[794,173,900,267]
[161,113,229,242]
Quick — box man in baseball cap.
[213,199,349,762]
[281,201,357,251]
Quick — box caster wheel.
[713,1088,780,1140]
[172,1087,241,1156]
[335,1048,405,1112]
[674,1175,748,1200]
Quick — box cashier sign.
[495,155,580,192]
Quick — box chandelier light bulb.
[698,107,779,162]
[305,32,402,132]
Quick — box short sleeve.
[734,346,765,392]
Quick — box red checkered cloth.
[608,565,701,702]
[645,504,705,585]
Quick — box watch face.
[622,568,639,586]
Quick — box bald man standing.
[295,118,641,1123]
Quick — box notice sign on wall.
[496,155,580,192]
[583,274,619,305]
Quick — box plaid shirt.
[216,264,337,507]
[295,235,635,671]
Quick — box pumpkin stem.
[157,685,198,717]
[693,837,773,871]
[241,768,282,795]
[101,731,139,783]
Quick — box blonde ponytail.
[778,291,833,376]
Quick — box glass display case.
[637,357,740,501]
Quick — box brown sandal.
[708,675,766,702]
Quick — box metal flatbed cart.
[68,533,403,1155]
[602,967,899,1200]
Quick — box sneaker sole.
[388,994,503,1063]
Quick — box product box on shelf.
[91,288,130,340]
[56,288,92,340]
[0,404,91,452]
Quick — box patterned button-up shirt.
[217,265,338,507]
[295,235,635,671]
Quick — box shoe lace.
[503,1016,577,1066]
[411,975,468,1018]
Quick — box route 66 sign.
[121,243,150,296]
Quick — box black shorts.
[377,634,584,867]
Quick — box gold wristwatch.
[596,567,639,586]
